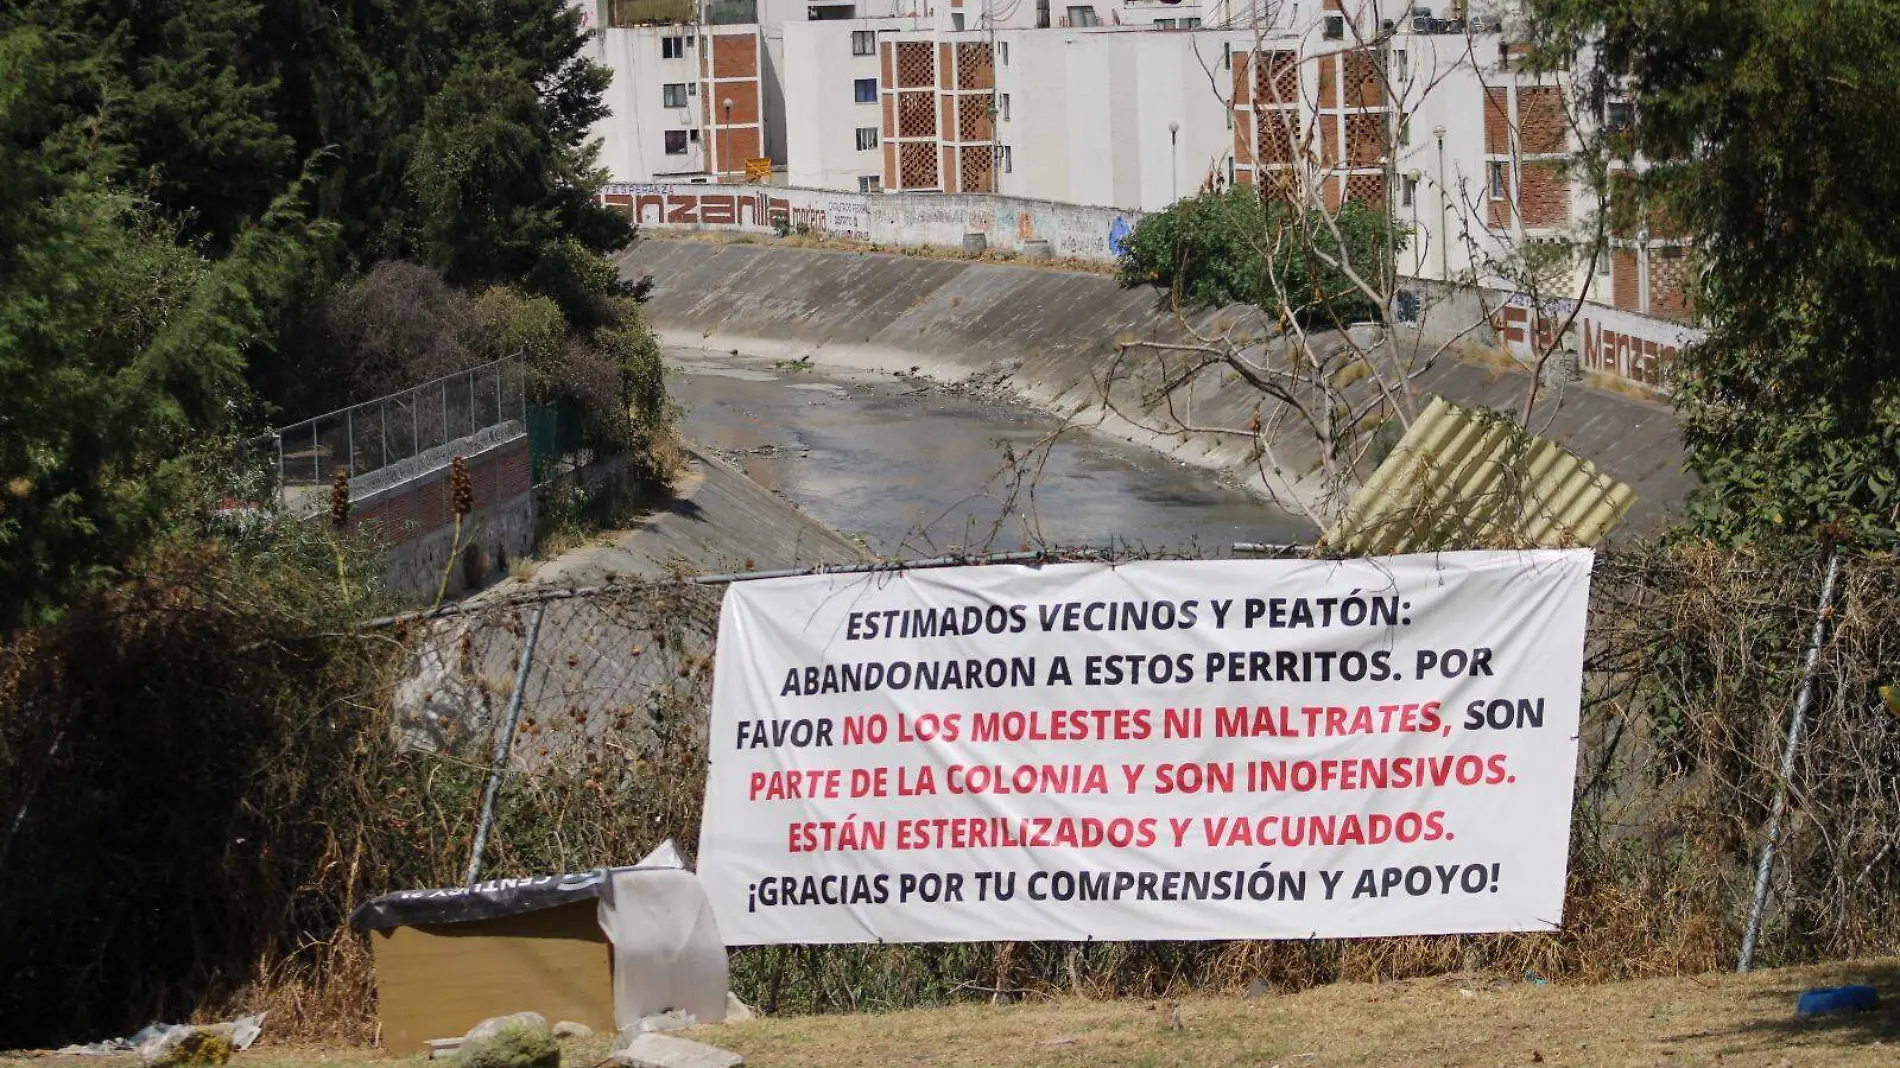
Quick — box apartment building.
[579,0,1688,319]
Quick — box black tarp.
[350,869,617,930]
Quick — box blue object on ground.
[1795,985,1880,1017]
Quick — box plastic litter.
[1796,985,1880,1017]
[54,1014,266,1057]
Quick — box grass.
[11,960,1897,1068]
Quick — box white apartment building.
[581,0,1687,318]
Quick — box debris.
[1458,988,1476,999]
[457,1013,559,1068]
[1244,979,1272,999]
[721,993,755,1023]
[1796,985,1880,1017]
[428,1039,464,1061]
[1166,1004,1185,1032]
[614,1012,698,1047]
[1531,1052,1544,1064]
[609,1033,743,1068]
[57,1015,265,1059]
[1041,1037,1079,1047]
[1524,971,1549,986]
[552,1022,595,1040]
[139,1028,234,1068]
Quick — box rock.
[138,1027,234,1068]
[609,1033,743,1068]
[552,1023,594,1041]
[722,993,755,1024]
[458,1013,559,1068]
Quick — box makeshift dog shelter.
[350,843,727,1050]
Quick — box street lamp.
[721,97,734,181]
[1168,121,1180,203]
[1432,124,1448,281]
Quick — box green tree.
[1527,0,1900,546]
[0,25,316,627]
[1117,186,1399,324]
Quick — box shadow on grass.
[1662,962,1900,1054]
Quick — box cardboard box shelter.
[351,846,728,1051]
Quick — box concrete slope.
[621,237,1692,535]
[514,445,867,588]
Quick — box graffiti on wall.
[1491,295,1702,392]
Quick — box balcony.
[608,0,695,25]
[702,0,758,24]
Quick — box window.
[998,93,1011,121]
[1323,14,1344,39]
[998,41,1009,65]
[662,83,688,108]
[1001,145,1013,172]
[1223,42,1232,69]
[856,126,879,150]
[1488,161,1507,200]
[1402,175,1417,207]
[1153,17,1174,27]
[1182,17,1201,27]
[662,36,685,59]
[1399,118,1410,146]
[1395,49,1407,81]
[952,12,965,28]
[854,77,877,103]
[1605,100,1633,131]
[859,175,881,193]
[1067,6,1099,26]
[665,130,688,154]
[689,128,700,141]
[851,29,876,55]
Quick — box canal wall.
[618,237,1692,534]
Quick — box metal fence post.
[1737,550,1842,972]
[346,410,355,475]
[465,603,548,887]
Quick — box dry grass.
[13,960,1896,1068]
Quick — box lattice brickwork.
[1256,110,1298,164]
[1345,172,1386,208]
[1256,51,1299,105]
[896,41,934,89]
[957,95,991,141]
[1345,113,1385,165]
[900,141,938,188]
[956,43,994,89]
[1342,49,1382,109]
[897,90,937,138]
[958,145,993,192]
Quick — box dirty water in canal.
[667,347,1311,557]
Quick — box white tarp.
[597,865,729,1029]
[697,551,1594,945]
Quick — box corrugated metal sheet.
[1323,396,1636,554]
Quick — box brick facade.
[1519,160,1569,229]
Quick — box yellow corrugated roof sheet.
[1322,396,1636,554]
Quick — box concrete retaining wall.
[621,238,1692,534]
[604,181,1704,395]
[349,433,537,597]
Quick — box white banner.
[697,552,1594,944]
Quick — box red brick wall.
[1517,86,1566,154]
[348,439,531,544]
[1519,160,1569,228]
[1612,249,1640,309]
[1484,88,1510,154]
[711,33,758,79]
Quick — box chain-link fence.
[265,356,526,492]
[375,544,1900,1010]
